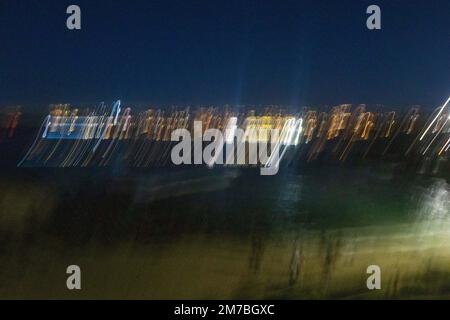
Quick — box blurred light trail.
[419,97,450,141]
[17,96,450,170]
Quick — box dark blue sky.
[0,0,449,109]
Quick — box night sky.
[0,0,449,109]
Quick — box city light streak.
[16,96,450,170]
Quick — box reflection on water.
[416,179,450,220]
[0,165,450,299]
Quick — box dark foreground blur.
[0,117,449,299]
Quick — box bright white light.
[293,118,303,145]
[224,117,238,144]
[420,97,450,141]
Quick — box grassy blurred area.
[1,224,450,299]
